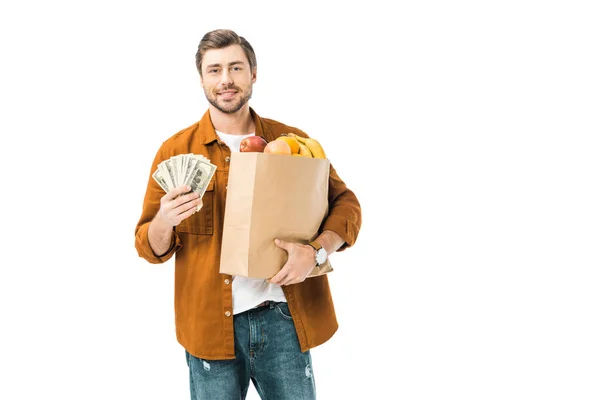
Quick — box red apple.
[240,136,268,152]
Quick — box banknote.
[152,169,170,192]
[153,153,216,211]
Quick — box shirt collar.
[194,107,272,145]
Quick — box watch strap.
[308,240,323,251]
[308,240,327,266]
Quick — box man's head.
[195,29,257,114]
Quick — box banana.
[302,138,326,159]
[288,133,307,144]
[285,133,326,159]
[297,142,313,157]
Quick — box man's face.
[200,45,256,114]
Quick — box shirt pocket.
[176,179,214,235]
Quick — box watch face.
[316,248,327,265]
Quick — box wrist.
[151,213,174,232]
[314,230,345,255]
[308,240,328,266]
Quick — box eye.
[232,66,242,72]
[208,68,219,74]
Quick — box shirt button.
[224,278,230,285]
[225,311,231,317]
[225,156,231,163]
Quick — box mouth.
[217,90,238,100]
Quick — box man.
[134,29,362,399]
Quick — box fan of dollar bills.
[152,154,217,211]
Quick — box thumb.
[274,238,290,251]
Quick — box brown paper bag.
[220,152,333,279]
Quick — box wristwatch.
[308,240,328,266]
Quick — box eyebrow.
[205,61,244,70]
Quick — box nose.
[220,70,233,87]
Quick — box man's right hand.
[156,185,203,228]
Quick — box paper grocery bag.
[220,152,333,279]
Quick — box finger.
[173,191,200,208]
[268,268,289,286]
[176,197,202,216]
[284,272,305,285]
[274,238,291,251]
[176,202,200,224]
[281,277,298,286]
[165,185,192,201]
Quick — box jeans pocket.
[273,302,293,320]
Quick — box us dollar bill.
[169,156,180,186]
[165,159,178,188]
[158,162,175,190]
[182,156,198,186]
[153,154,216,207]
[152,169,170,192]
[187,158,216,199]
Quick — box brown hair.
[195,29,257,76]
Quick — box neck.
[209,104,255,134]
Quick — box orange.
[276,135,300,154]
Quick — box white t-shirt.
[215,130,287,314]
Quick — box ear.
[251,67,257,84]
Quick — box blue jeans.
[185,301,317,400]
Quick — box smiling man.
[134,29,362,400]
[202,52,253,114]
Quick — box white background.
[1,1,599,399]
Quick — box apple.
[239,136,268,152]
[264,139,292,155]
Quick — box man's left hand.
[268,239,316,286]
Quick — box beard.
[205,85,253,114]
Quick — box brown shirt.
[134,108,362,360]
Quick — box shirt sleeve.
[289,129,362,252]
[135,223,182,263]
[134,144,182,263]
[320,163,362,252]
